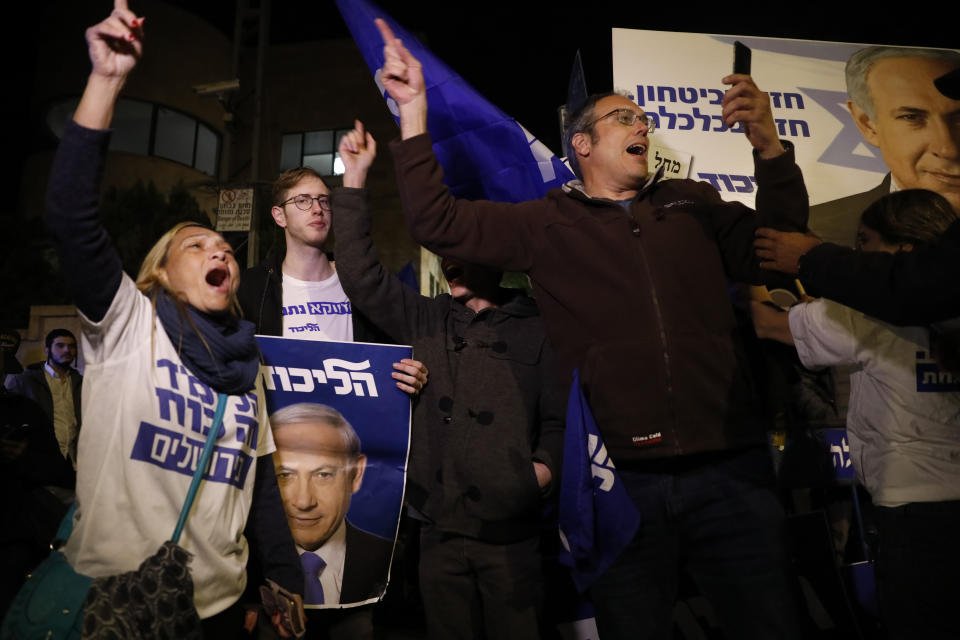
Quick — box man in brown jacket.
[375,19,808,640]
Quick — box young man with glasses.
[240,167,425,380]
[239,168,356,342]
[377,19,807,640]
[237,165,427,640]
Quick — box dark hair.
[45,328,76,349]
[272,167,327,206]
[859,189,957,248]
[562,91,623,179]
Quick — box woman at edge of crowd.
[47,2,303,636]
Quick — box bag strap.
[54,502,78,547]
[171,393,229,544]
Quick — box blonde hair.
[136,221,241,316]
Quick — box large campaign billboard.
[613,31,959,245]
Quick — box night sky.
[5,1,955,205]
[173,0,959,153]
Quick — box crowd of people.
[1,2,957,640]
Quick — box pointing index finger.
[375,18,397,45]
[112,0,143,29]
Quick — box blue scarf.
[154,290,260,396]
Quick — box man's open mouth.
[626,144,647,156]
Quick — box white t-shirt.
[64,275,274,618]
[789,299,960,507]
[281,271,354,342]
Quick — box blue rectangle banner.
[257,336,412,607]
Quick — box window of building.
[47,97,220,177]
[280,128,352,175]
[111,99,153,155]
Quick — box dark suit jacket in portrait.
[340,522,395,605]
[303,521,395,608]
[809,174,891,247]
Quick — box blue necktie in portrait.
[300,551,326,605]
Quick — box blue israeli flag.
[558,370,642,593]
[335,0,575,202]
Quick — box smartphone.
[260,579,306,638]
[734,41,752,76]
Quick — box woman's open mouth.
[205,266,230,291]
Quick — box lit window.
[46,97,220,177]
[280,128,351,175]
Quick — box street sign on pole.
[216,188,254,232]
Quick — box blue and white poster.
[257,336,412,608]
[612,30,959,246]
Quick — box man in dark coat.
[333,121,563,640]
[4,328,82,467]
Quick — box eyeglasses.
[281,194,332,212]
[584,108,656,134]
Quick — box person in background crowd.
[0,329,74,619]
[5,328,82,468]
[752,189,960,640]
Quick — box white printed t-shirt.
[64,274,273,618]
[789,298,960,507]
[281,271,353,342]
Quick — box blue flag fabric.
[335,0,575,203]
[558,370,642,593]
[396,260,419,293]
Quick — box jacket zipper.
[632,213,681,455]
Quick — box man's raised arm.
[755,225,960,326]
[706,73,808,282]
[337,120,429,395]
[377,19,427,140]
[720,73,784,160]
[371,17,539,273]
